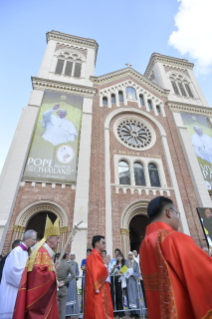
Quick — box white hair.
[57,109,67,114]
[22,229,37,241]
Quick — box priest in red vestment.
[12,216,60,319]
[140,196,212,319]
[84,235,113,319]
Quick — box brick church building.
[0,31,212,264]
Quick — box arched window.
[171,81,180,95]
[119,161,130,185]
[111,94,116,104]
[126,87,136,100]
[148,100,153,110]
[74,62,82,78]
[178,82,187,97]
[134,162,145,186]
[148,163,160,187]
[156,105,161,114]
[103,97,108,106]
[55,59,65,75]
[64,60,73,76]
[119,91,124,102]
[139,94,144,106]
[185,83,194,98]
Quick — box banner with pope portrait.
[23,91,83,183]
[180,113,212,191]
[197,207,212,250]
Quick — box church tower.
[0,31,98,263]
[144,53,212,209]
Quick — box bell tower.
[144,53,209,107]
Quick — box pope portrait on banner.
[40,104,78,146]
[191,125,212,164]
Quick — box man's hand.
[103,255,111,266]
[81,265,86,271]
[58,281,64,287]
[53,104,60,110]
[55,261,60,271]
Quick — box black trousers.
[111,276,125,318]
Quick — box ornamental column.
[9,225,19,250]
[120,228,130,257]
[17,226,25,240]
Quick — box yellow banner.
[23,91,83,183]
[181,113,212,191]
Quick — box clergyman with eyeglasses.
[140,196,212,319]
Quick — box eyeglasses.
[169,207,180,219]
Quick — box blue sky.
[0,0,211,173]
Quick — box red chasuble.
[140,222,212,319]
[84,249,113,319]
[12,246,59,319]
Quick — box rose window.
[117,119,152,149]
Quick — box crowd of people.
[0,230,144,319]
[55,247,145,319]
[109,249,145,318]
[1,196,212,319]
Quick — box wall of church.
[88,76,206,256]
[1,183,75,255]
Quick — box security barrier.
[65,275,147,318]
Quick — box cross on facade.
[125,63,132,67]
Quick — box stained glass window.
[103,97,108,106]
[148,100,153,110]
[156,105,161,114]
[148,163,160,187]
[134,162,146,186]
[119,91,124,102]
[119,161,131,185]
[139,95,144,106]
[111,94,116,104]
[126,87,136,100]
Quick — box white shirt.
[40,108,78,146]
[191,133,212,163]
[0,246,28,319]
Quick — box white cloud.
[169,0,212,74]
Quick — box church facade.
[0,31,212,264]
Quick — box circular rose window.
[117,119,152,149]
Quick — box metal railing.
[64,275,147,318]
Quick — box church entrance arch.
[26,211,57,241]
[120,200,150,256]
[10,200,68,252]
[129,214,150,251]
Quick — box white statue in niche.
[127,87,136,100]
